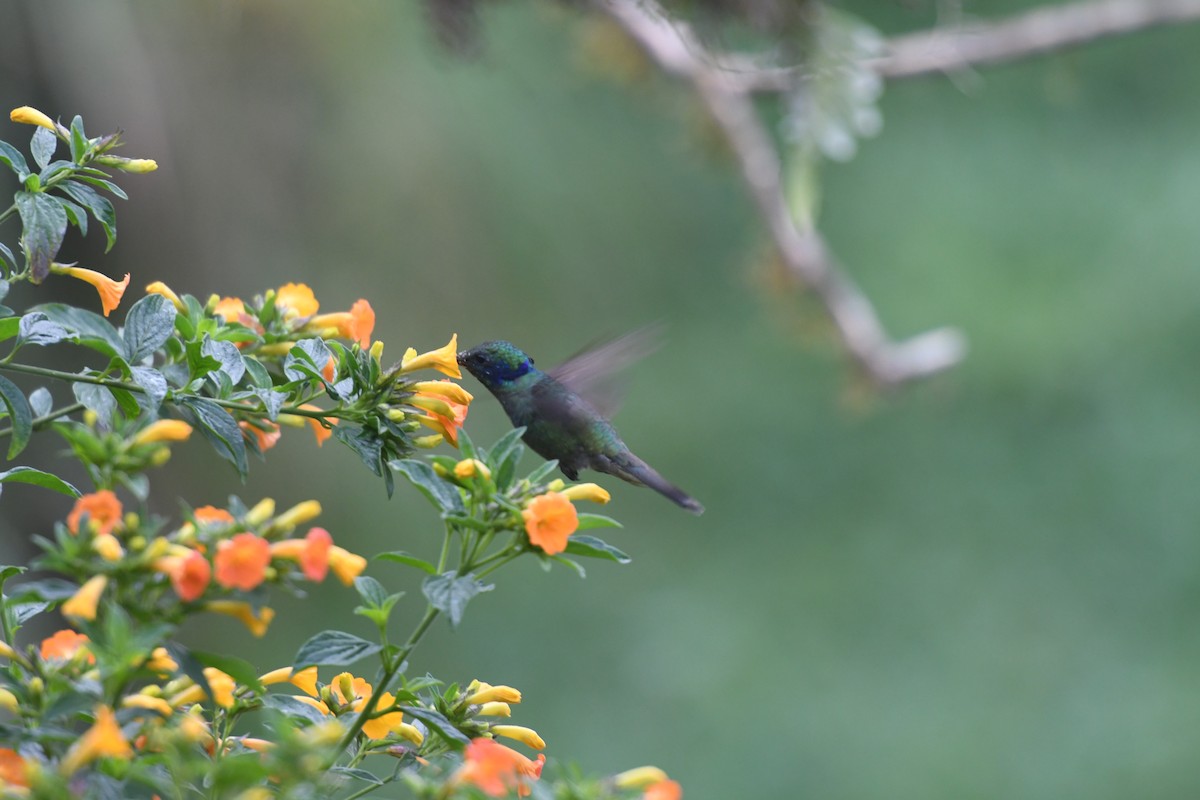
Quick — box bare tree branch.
[731,0,1200,91]
[597,0,966,386]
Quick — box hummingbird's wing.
[548,325,662,419]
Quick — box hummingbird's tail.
[599,453,705,515]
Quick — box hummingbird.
[457,337,704,514]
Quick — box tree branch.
[730,0,1200,90]
[597,0,966,385]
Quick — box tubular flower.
[96,156,158,173]
[50,264,130,317]
[0,748,29,789]
[268,500,322,533]
[0,641,15,660]
[194,506,235,526]
[145,647,178,674]
[203,668,237,708]
[615,767,670,790]
[10,105,54,130]
[408,388,469,447]
[244,498,276,526]
[240,420,281,452]
[560,483,610,504]
[62,576,108,621]
[159,549,212,602]
[40,630,93,664]
[644,780,684,800]
[306,298,375,347]
[400,333,461,378]
[259,666,318,696]
[60,706,132,775]
[411,380,473,405]
[92,533,124,561]
[206,600,275,637]
[0,689,16,715]
[327,546,367,586]
[270,527,333,581]
[279,404,335,446]
[491,725,546,750]
[67,490,123,536]
[466,682,522,706]
[275,282,319,318]
[132,419,193,446]
[145,281,185,311]
[455,458,492,481]
[478,702,511,717]
[121,694,172,717]
[522,492,579,555]
[455,738,546,798]
[214,533,271,591]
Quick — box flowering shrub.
[0,108,682,799]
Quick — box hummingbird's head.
[457,340,535,388]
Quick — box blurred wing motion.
[548,325,663,418]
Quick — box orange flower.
[522,492,579,555]
[410,387,469,447]
[194,506,235,526]
[51,265,130,317]
[66,490,123,536]
[0,748,28,788]
[214,533,271,591]
[276,282,319,317]
[280,404,336,447]
[60,706,132,774]
[240,420,281,452]
[321,357,337,383]
[270,526,333,581]
[455,738,545,798]
[644,780,683,800]
[166,550,212,601]
[307,299,375,347]
[213,296,247,321]
[40,629,94,663]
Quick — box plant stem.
[0,401,85,439]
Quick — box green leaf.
[60,180,116,252]
[525,459,560,485]
[391,459,464,514]
[76,175,128,200]
[293,630,382,669]
[399,705,470,748]
[283,338,332,383]
[329,766,384,786]
[353,576,389,608]
[30,127,56,169]
[54,195,88,237]
[72,381,116,425]
[332,424,383,475]
[0,245,15,272]
[193,650,264,695]
[0,318,20,343]
[201,335,246,385]
[576,513,623,531]
[110,386,141,419]
[376,551,437,575]
[179,396,247,478]
[16,312,69,347]
[32,303,125,358]
[0,141,29,181]
[15,190,67,282]
[123,293,176,362]
[9,577,77,602]
[564,534,631,564]
[10,600,47,626]
[262,695,329,726]
[0,375,32,458]
[68,116,88,161]
[129,366,168,411]
[0,466,79,498]
[421,572,493,628]
[28,388,51,417]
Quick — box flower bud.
[454,458,492,481]
[244,497,276,526]
[614,766,670,789]
[9,106,55,131]
[491,724,545,750]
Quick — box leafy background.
[3,2,1200,798]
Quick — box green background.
[3,2,1200,797]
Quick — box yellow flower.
[491,724,546,750]
[466,683,522,706]
[145,647,178,675]
[266,500,322,533]
[560,483,610,504]
[0,641,14,660]
[203,667,236,708]
[259,666,318,696]
[411,380,474,405]
[276,282,319,318]
[95,156,158,173]
[205,600,275,637]
[454,458,491,481]
[50,265,130,317]
[145,281,185,311]
[62,575,107,621]
[614,766,670,790]
[121,693,173,717]
[132,419,193,446]
[238,737,274,753]
[413,434,444,448]
[213,296,247,321]
[0,688,17,714]
[60,706,132,774]
[478,702,511,717]
[400,333,461,378]
[361,691,404,740]
[92,533,124,562]
[9,106,55,131]
[244,497,276,526]
[327,546,367,586]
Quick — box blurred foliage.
[1,1,1200,798]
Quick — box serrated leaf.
[376,551,437,575]
[0,466,79,497]
[123,294,176,362]
[60,179,116,252]
[421,572,493,628]
[15,191,67,282]
[293,630,381,669]
[564,534,630,564]
[17,312,69,347]
[0,141,29,181]
[0,375,32,458]
[179,396,247,478]
[391,459,464,514]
